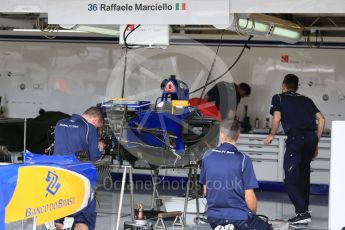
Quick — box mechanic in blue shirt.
[200,120,270,230]
[264,74,325,225]
[53,106,105,230]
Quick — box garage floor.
[6,187,328,230]
[95,189,328,230]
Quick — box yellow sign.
[172,100,190,114]
[5,166,91,224]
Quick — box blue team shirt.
[270,91,320,134]
[53,114,101,161]
[199,143,258,220]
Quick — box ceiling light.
[238,18,270,33]
[272,26,302,40]
[75,25,119,36]
[12,29,84,33]
[60,24,119,36]
[216,14,303,44]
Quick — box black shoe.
[288,212,311,225]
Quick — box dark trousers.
[208,214,271,230]
[284,131,318,214]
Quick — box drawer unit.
[311,159,330,170]
[238,134,331,185]
[237,145,279,153]
[252,159,279,181]
[238,134,282,182]
[245,152,279,161]
[317,138,331,159]
[317,148,331,159]
[310,169,330,184]
[318,138,331,148]
[311,137,331,184]
[237,137,279,146]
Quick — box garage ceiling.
[273,13,345,36]
[172,14,345,37]
[1,13,345,37]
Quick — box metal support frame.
[115,165,134,230]
[155,213,184,230]
[151,169,160,210]
[117,105,128,166]
[23,118,27,153]
[194,167,200,220]
[183,168,192,223]
[154,217,166,230]
[32,216,37,230]
[172,215,184,229]
[183,165,200,225]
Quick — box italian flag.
[176,3,186,10]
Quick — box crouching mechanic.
[200,120,270,230]
[53,106,105,230]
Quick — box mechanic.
[53,106,105,230]
[204,82,251,120]
[264,74,325,225]
[200,119,270,230]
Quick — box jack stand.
[155,211,184,229]
[115,165,134,230]
[183,165,200,225]
[151,169,160,210]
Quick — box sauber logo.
[45,171,61,197]
[281,55,289,63]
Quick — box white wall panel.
[0,38,344,129]
[329,121,345,230]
